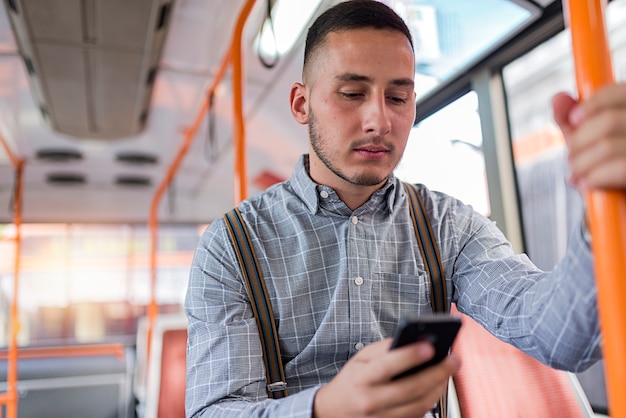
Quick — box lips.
[354,146,389,159]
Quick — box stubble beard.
[308,110,393,187]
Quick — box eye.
[388,96,408,104]
[339,91,363,99]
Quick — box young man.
[185,1,626,417]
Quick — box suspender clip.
[267,381,287,392]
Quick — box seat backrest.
[156,327,187,418]
[136,314,188,418]
[450,306,594,417]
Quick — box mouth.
[354,146,390,160]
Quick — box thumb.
[552,92,580,140]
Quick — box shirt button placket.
[350,215,363,356]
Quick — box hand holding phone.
[390,314,462,379]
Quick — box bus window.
[386,0,537,101]
[0,223,198,348]
[503,0,626,414]
[395,91,490,217]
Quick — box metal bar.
[0,344,125,360]
[0,374,127,391]
[231,0,257,203]
[146,0,258,379]
[146,49,230,369]
[0,134,24,418]
[566,1,626,416]
[0,134,20,168]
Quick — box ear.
[290,82,309,125]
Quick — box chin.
[350,173,389,187]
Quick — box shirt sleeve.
[184,218,318,417]
[449,200,602,372]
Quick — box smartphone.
[390,314,462,379]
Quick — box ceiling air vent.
[36,148,83,162]
[47,172,86,185]
[115,151,158,165]
[115,175,151,187]
[5,0,176,139]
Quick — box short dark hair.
[303,0,414,74]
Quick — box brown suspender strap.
[223,208,288,399]
[403,182,450,418]
[403,182,448,314]
[224,184,448,414]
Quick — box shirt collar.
[289,154,400,215]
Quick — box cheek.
[398,120,414,137]
[318,102,353,127]
[392,111,416,134]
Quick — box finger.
[552,92,579,138]
[567,115,626,187]
[348,339,434,386]
[578,157,626,190]
[336,374,449,418]
[369,341,435,383]
[381,377,451,418]
[394,353,460,396]
[575,82,626,121]
[370,354,460,413]
[568,99,626,152]
[350,338,393,361]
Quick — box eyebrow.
[334,73,414,88]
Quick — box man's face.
[292,28,416,190]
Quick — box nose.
[362,94,392,136]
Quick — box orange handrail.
[0,136,21,169]
[146,47,230,370]
[232,0,257,203]
[146,0,258,371]
[566,1,626,417]
[0,344,126,361]
[0,134,25,418]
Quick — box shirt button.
[354,276,364,286]
[351,216,358,225]
[320,190,329,199]
[355,342,365,351]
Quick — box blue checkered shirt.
[185,155,601,417]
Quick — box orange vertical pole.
[231,0,257,203]
[0,135,25,418]
[566,1,626,417]
[146,0,258,370]
[5,160,23,418]
[147,50,230,365]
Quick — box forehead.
[306,28,415,85]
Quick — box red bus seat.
[136,314,187,418]
[450,305,594,417]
